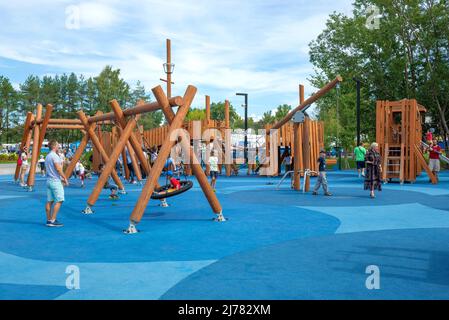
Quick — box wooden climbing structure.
[376,99,437,184]
[260,76,343,193]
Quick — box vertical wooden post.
[78,111,125,192]
[293,85,304,190]
[153,86,223,217]
[303,117,311,192]
[129,86,198,225]
[15,112,33,181]
[26,104,43,189]
[87,116,139,207]
[122,148,130,180]
[36,104,53,154]
[224,100,231,177]
[205,96,211,176]
[205,95,211,126]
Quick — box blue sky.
[0,0,353,119]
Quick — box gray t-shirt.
[45,151,62,181]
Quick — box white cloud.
[0,0,353,116]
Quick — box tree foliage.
[309,0,449,150]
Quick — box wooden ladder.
[384,144,404,183]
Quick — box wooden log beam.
[27,104,43,189]
[47,125,85,130]
[64,127,93,178]
[37,104,53,154]
[302,117,311,192]
[87,115,139,207]
[87,96,183,124]
[78,111,125,192]
[129,86,196,224]
[271,76,342,130]
[109,99,151,176]
[154,85,223,217]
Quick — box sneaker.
[47,220,64,227]
[312,191,318,195]
[325,192,332,196]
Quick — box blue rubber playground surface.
[1,169,449,300]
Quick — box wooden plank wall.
[265,121,324,173]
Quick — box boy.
[99,164,119,199]
[354,142,366,177]
[38,155,46,177]
[167,171,181,190]
[76,160,86,187]
[312,150,332,196]
[209,150,219,191]
[428,139,442,182]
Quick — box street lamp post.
[236,93,248,164]
[353,77,361,146]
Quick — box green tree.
[309,0,449,150]
[0,76,18,144]
[274,104,292,121]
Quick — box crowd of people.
[12,132,447,229]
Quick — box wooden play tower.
[376,99,436,184]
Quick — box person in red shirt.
[427,139,442,181]
[167,171,181,190]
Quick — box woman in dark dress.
[364,142,382,198]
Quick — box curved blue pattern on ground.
[0,177,340,262]
[0,283,69,300]
[161,228,449,300]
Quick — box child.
[19,147,29,187]
[209,150,219,191]
[38,155,46,177]
[312,150,332,196]
[76,161,86,187]
[167,170,181,190]
[99,164,119,199]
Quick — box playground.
[1,168,449,300]
[1,1,449,304]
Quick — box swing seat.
[151,180,193,200]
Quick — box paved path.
[0,163,15,175]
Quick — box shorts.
[39,163,45,170]
[47,180,65,202]
[356,161,365,169]
[210,171,218,179]
[429,159,440,172]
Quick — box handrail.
[276,169,318,193]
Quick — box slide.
[421,141,449,165]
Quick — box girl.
[209,150,219,191]
[20,147,29,187]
